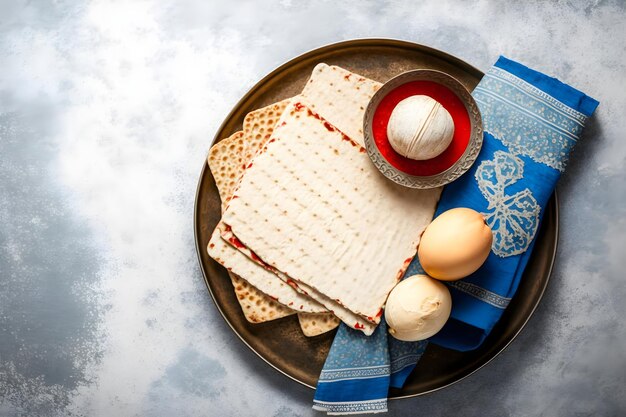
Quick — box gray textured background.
[1,1,625,416]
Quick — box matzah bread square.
[208,227,325,313]
[207,98,293,211]
[229,271,294,323]
[207,131,295,322]
[222,100,441,333]
[300,63,381,146]
[220,224,375,333]
[207,101,329,323]
[298,313,340,337]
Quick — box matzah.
[208,131,295,322]
[229,272,294,323]
[207,99,293,211]
[207,101,328,322]
[208,227,325,313]
[222,100,441,334]
[298,313,340,337]
[300,63,381,146]
[220,223,377,334]
[208,131,246,212]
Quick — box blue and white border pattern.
[313,399,388,415]
[319,365,390,382]
[447,280,512,309]
[473,66,586,172]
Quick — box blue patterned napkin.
[313,56,598,414]
[313,319,428,414]
[425,56,598,350]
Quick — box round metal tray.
[194,38,558,398]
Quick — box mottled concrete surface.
[0,1,624,416]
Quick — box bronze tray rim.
[193,37,558,399]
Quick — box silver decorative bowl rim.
[363,69,483,189]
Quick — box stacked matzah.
[208,130,295,323]
[208,98,338,335]
[209,63,442,335]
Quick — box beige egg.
[387,95,455,160]
[385,274,452,341]
[418,208,493,281]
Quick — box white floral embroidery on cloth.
[475,151,541,257]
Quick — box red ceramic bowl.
[363,70,483,189]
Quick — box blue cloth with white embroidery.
[313,319,428,414]
[313,56,598,414]
[424,56,598,351]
